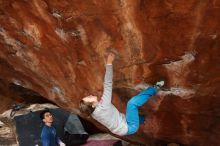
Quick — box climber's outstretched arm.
[101,53,115,105]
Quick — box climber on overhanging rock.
[79,51,165,136]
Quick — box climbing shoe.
[155,80,165,90]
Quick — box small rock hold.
[51,86,62,94]
[70,30,81,37]
[77,60,87,66]
[167,143,180,146]
[210,34,217,39]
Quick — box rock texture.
[0,0,220,145]
[0,118,17,146]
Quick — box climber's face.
[43,112,54,124]
[83,95,98,103]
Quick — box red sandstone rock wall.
[0,0,220,145]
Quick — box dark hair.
[40,109,51,120]
[79,100,95,116]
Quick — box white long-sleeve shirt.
[91,65,128,136]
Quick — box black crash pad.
[15,108,88,146]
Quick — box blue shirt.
[41,125,59,146]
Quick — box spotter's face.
[43,112,53,124]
